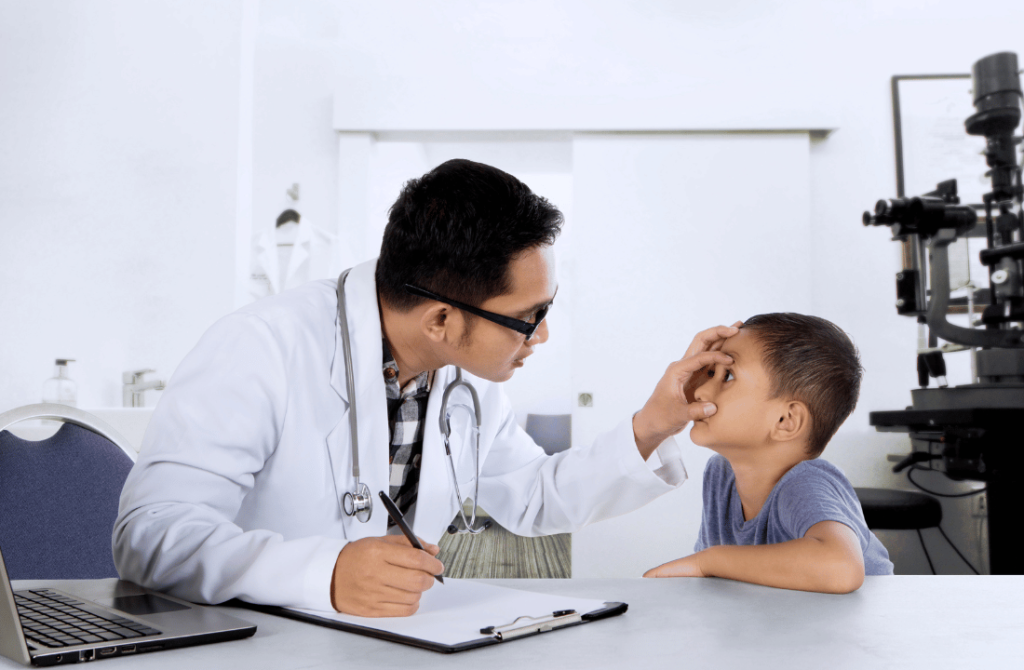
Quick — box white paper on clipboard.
[288,579,612,647]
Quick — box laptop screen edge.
[0,547,33,665]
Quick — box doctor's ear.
[421,304,455,343]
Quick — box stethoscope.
[336,269,491,535]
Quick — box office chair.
[525,413,572,455]
[855,487,943,574]
[0,403,136,580]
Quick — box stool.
[854,487,942,574]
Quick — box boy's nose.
[693,366,719,401]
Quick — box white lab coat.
[113,260,687,612]
[249,218,340,300]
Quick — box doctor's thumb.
[694,403,717,419]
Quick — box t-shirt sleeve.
[774,463,871,547]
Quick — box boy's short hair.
[376,159,563,312]
[742,313,862,458]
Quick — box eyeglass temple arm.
[405,284,535,336]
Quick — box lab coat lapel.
[413,366,460,543]
[328,260,379,404]
[282,220,312,291]
[325,260,390,540]
[254,230,281,294]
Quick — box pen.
[378,491,444,584]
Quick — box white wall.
[4,0,1017,576]
[0,0,246,409]
[259,0,1019,575]
[251,1,340,261]
[328,1,839,131]
[570,133,813,576]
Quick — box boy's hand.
[633,323,741,458]
[643,552,708,579]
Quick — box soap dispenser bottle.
[42,359,78,407]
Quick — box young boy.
[644,313,893,593]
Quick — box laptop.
[0,546,256,666]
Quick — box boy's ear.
[771,400,810,444]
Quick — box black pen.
[378,491,444,584]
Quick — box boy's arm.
[644,520,865,594]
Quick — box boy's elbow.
[831,570,864,594]
[822,560,864,594]
[803,528,866,594]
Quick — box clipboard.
[241,579,627,654]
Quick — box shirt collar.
[382,338,431,398]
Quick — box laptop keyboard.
[14,589,162,649]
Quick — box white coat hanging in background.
[249,185,342,301]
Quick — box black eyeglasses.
[404,284,551,339]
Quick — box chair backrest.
[0,404,136,580]
[525,413,572,455]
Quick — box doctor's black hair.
[741,313,862,458]
[376,158,563,313]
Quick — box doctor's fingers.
[381,533,441,556]
[383,546,445,581]
[377,560,441,595]
[672,350,734,378]
[683,323,742,358]
[352,586,424,618]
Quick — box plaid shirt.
[382,340,431,526]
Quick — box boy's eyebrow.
[720,348,739,361]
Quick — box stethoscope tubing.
[337,269,361,481]
[335,269,487,533]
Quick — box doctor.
[114,159,736,617]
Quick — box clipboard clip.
[480,610,582,641]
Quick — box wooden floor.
[437,515,571,579]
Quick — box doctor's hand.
[632,323,741,460]
[330,535,444,617]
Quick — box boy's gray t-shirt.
[696,454,894,576]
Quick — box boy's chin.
[688,421,714,448]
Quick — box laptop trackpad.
[107,594,190,616]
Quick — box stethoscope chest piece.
[342,482,372,523]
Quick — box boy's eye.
[708,367,735,382]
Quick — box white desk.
[6,577,1023,669]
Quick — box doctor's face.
[454,244,556,383]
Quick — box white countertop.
[6,577,1022,669]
